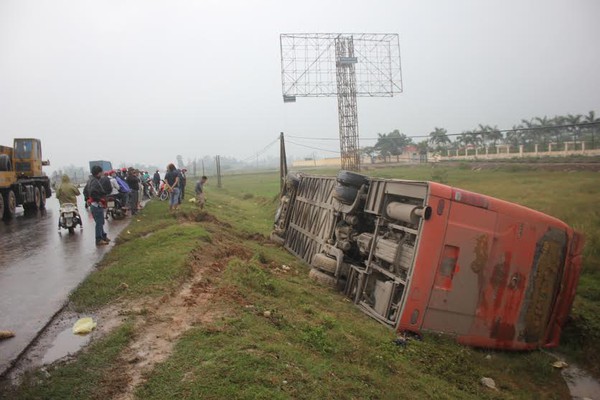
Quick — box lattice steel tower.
[280,33,402,171]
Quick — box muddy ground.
[4,223,257,399]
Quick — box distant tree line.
[360,110,600,159]
[427,110,600,153]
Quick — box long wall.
[292,147,600,168]
[438,145,600,161]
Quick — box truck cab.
[13,139,49,179]
[0,138,51,219]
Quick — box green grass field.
[4,163,598,399]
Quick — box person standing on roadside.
[194,176,208,210]
[153,170,161,191]
[126,168,140,215]
[83,166,110,246]
[164,163,180,211]
[178,168,187,204]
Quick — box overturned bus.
[271,171,584,350]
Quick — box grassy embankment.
[5,164,599,399]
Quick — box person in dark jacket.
[178,168,187,204]
[164,163,180,211]
[126,168,140,215]
[153,170,161,191]
[84,165,110,245]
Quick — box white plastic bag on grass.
[73,317,96,335]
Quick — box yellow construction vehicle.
[0,138,51,219]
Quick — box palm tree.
[455,132,467,149]
[479,124,502,148]
[584,110,599,124]
[428,127,450,151]
[520,119,536,145]
[583,111,600,149]
[564,114,583,146]
[466,130,481,148]
[506,125,524,147]
[489,126,502,147]
[534,116,553,149]
[476,124,489,147]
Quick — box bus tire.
[312,253,337,274]
[308,268,337,287]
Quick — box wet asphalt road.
[0,195,129,376]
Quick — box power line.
[287,121,600,143]
[240,137,280,163]
[286,140,340,154]
[287,135,339,141]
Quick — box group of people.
[55,164,209,246]
[161,164,207,211]
[83,166,146,245]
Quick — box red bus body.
[273,174,584,350]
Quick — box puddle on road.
[4,310,100,383]
[562,364,600,400]
[41,327,91,365]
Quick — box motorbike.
[157,180,170,201]
[143,177,157,199]
[105,195,127,220]
[147,183,157,198]
[58,203,83,234]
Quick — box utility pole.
[279,132,288,193]
[215,155,222,188]
[202,160,205,176]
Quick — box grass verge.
[5,164,595,399]
[2,322,134,400]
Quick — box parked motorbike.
[157,180,170,201]
[147,182,157,198]
[143,177,157,199]
[105,195,127,220]
[58,203,83,234]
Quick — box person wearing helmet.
[108,170,120,195]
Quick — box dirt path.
[104,230,252,400]
[5,212,259,399]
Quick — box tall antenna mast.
[280,33,402,171]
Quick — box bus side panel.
[397,195,449,332]
[459,215,538,349]
[457,220,570,350]
[421,201,497,336]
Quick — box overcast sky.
[1,0,599,172]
